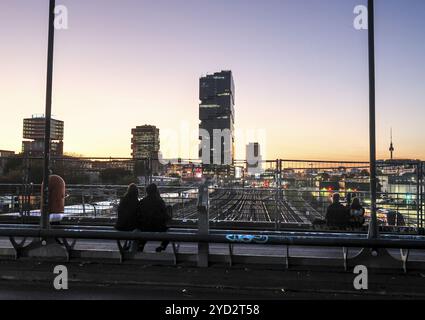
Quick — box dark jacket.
[387,211,405,226]
[326,202,350,228]
[115,197,140,231]
[349,204,365,226]
[138,195,171,232]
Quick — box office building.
[0,150,15,157]
[0,150,15,176]
[22,116,64,156]
[199,70,235,166]
[131,125,161,176]
[131,125,160,159]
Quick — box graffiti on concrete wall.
[225,234,269,244]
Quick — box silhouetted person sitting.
[349,197,365,228]
[138,183,171,252]
[387,210,405,227]
[326,193,350,228]
[115,183,140,232]
[115,183,141,252]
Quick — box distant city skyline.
[1,0,424,161]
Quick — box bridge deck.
[1,257,425,299]
[1,237,425,269]
[1,230,425,298]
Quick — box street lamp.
[41,0,56,229]
[368,0,379,239]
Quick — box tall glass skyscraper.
[199,70,235,166]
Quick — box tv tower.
[389,128,395,160]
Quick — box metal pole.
[420,163,423,229]
[421,162,424,229]
[197,183,209,267]
[421,162,425,228]
[275,159,279,229]
[367,0,379,239]
[41,0,56,230]
[416,161,421,228]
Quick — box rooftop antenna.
[389,128,395,160]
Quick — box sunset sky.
[0,0,424,161]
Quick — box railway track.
[172,188,316,224]
[277,199,306,223]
